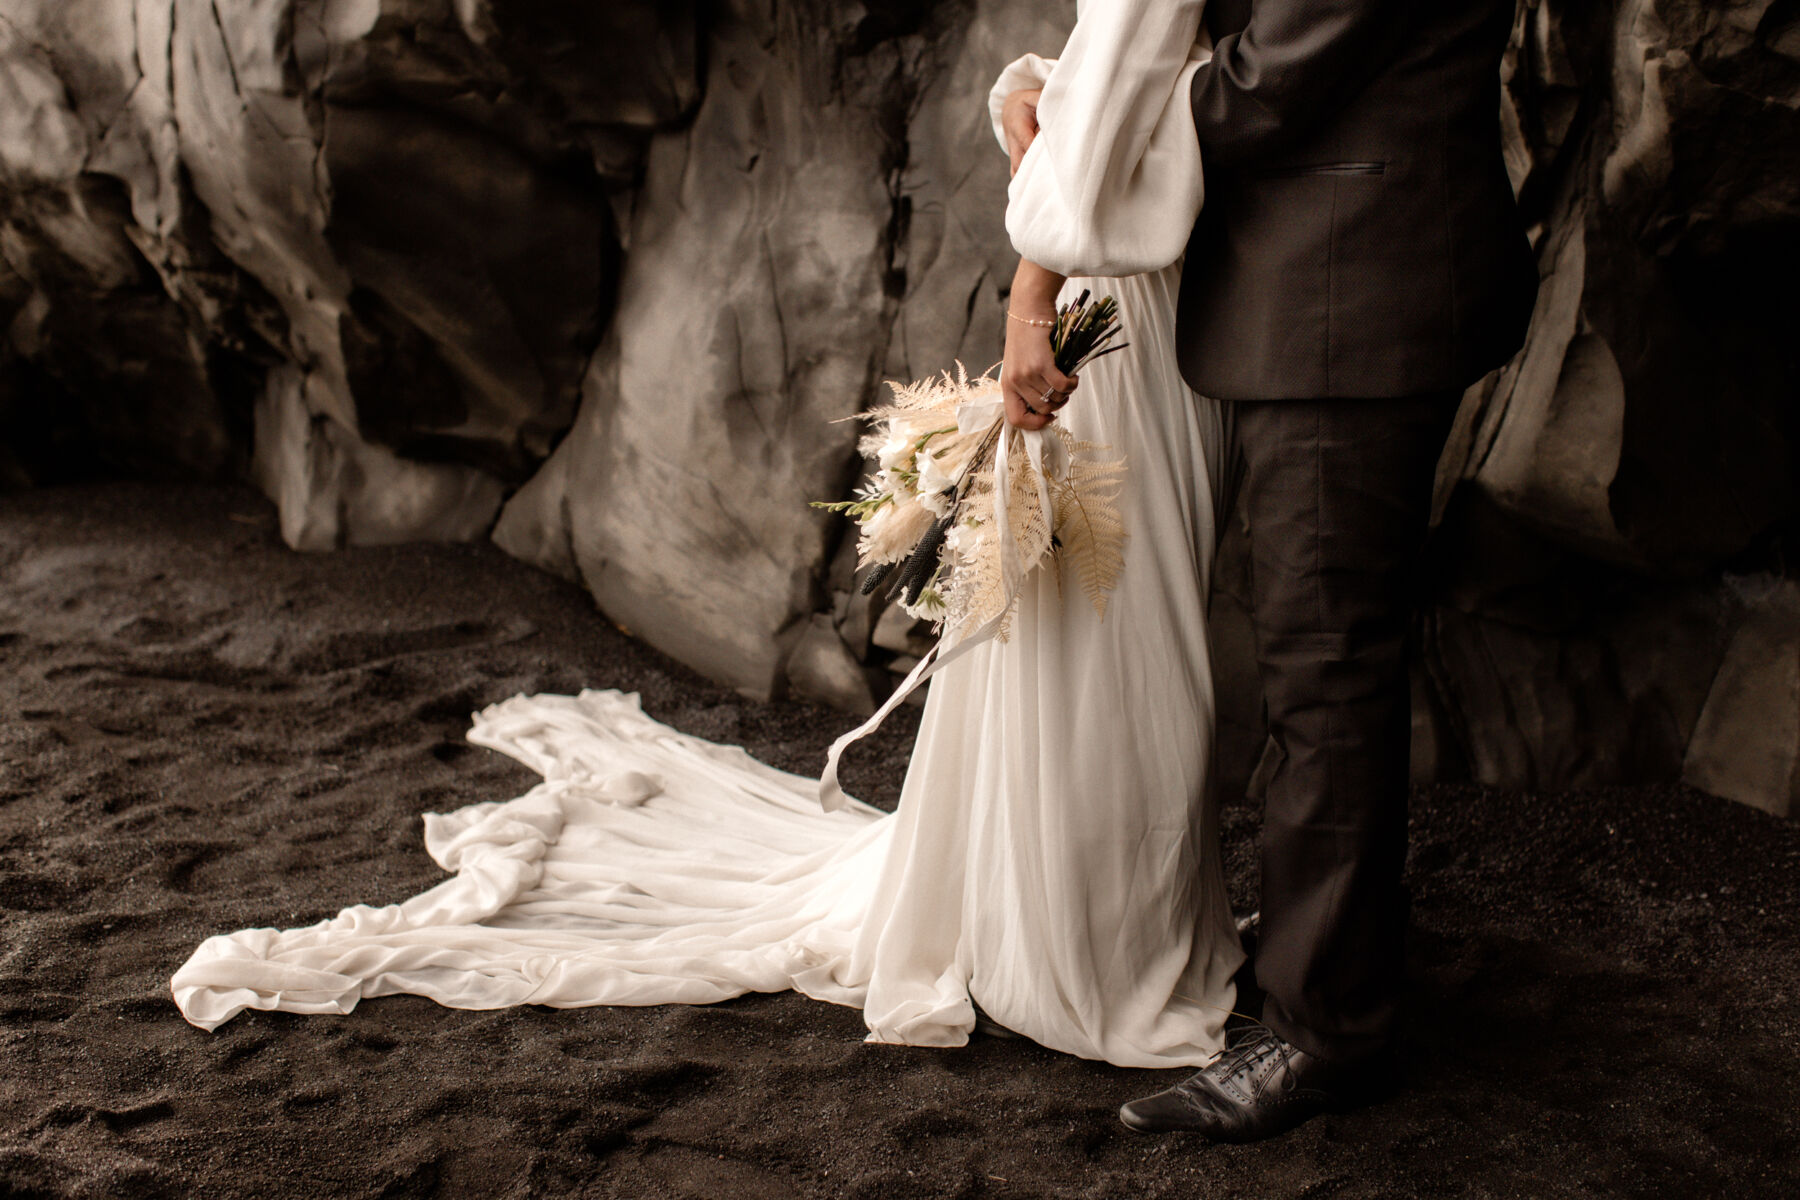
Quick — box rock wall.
[1413,0,1800,816]
[2,1,1795,814]
[492,0,1069,700]
[1,0,693,541]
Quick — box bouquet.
[816,291,1130,649]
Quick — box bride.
[173,0,1242,1071]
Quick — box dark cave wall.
[1,0,693,538]
[1413,0,1800,814]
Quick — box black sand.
[2,483,1795,1198]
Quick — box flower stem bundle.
[1051,288,1128,374]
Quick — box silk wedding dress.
[173,0,1242,1069]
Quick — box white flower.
[916,449,956,497]
[945,519,994,573]
[872,467,907,500]
[877,430,912,471]
[861,499,896,545]
[901,587,947,620]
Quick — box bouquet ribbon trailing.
[959,388,1073,617]
[817,415,1069,813]
[813,291,1129,812]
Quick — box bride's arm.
[988,55,1069,431]
[1000,259,1074,432]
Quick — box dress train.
[173,265,1242,1068]
[174,0,1242,1069]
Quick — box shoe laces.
[1211,1022,1287,1080]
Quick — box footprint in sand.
[112,616,186,646]
[0,870,81,913]
[286,619,539,674]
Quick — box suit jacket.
[1174,0,1538,400]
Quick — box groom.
[1117,0,1537,1140]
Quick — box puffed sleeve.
[991,0,1210,280]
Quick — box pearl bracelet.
[1007,310,1055,328]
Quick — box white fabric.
[172,0,1242,1069]
[817,387,1081,813]
[992,1,1211,278]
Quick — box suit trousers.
[1223,391,1459,1063]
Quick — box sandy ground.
[1,481,1796,1200]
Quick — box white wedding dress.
[173,0,1241,1069]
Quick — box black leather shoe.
[1119,1025,1387,1141]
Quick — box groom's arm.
[1190,0,1408,166]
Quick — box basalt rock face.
[492,0,1069,700]
[1411,0,1800,814]
[0,4,256,486]
[1454,0,1797,571]
[2,2,1796,812]
[1,0,694,541]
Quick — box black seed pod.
[895,515,953,605]
[859,561,896,595]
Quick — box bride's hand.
[1002,314,1078,432]
[1002,88,1042,177]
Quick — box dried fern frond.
[937,427,1065,644]
[861,363,997,425]
[1003,430,1056,581]
[1050,433,1128,620]
[940,451,1005,638]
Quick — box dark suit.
[1178,0,1537,400]
[1175,0,1537,1063]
